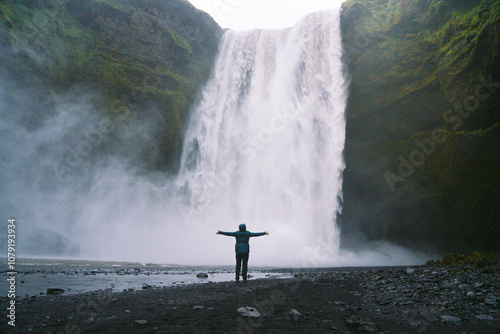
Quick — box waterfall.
[176,9,347,266]
[1,9,347,266]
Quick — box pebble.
[484,297,497,305]
[364,324,378,332]
[476,314,494,320]
[237,306,261,318]
[134,320,147,325]
[288,309,302,321]
[441,315,461,323]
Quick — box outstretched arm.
[249,231,270,237]
[216,230,237,236]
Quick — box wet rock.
[237,306,260,318]
[288,309,302,321]
[46,288,65,295]
[196,273,209,278]
[441,315,461,323]
[484,296,497,306]
[364,324,378,332]
[476,314,494,320]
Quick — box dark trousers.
[235,253,249,281]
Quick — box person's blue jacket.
[218,224,266,254]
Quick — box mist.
[0,6,431,268]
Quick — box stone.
[476,314,494,320]
[441,315,461,323]
[196,273,209,278]
[135,320,147,325]
[46,288,65,295]
[193,306,204,309]
[364,325,378,332]
[288,309,302,321]
[484,297,497,305]
[406,268,415,274]
[237,306,260,318]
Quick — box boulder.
[441,315,461,323]
[237,306,260,318]
[288,309,302,321]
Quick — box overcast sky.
[187,0,345,30]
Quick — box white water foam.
[4,8,428,267]
[175,9,347,266]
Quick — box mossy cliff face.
[339,0,500,253]
[0,0,222,171]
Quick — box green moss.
[408,124,500,251]
[94,0,133,14]
[341,0,500,252]
[1,0,221,171]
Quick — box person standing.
[216,224,269,282]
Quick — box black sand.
[2,263,499,333]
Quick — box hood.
[239,224,246,232]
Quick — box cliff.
[0,0,222,172]
[339,0,500,253]
[2,0,498,254]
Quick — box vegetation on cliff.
[340,0,499,252]
[0,0,222,171]
[2,0,497,254]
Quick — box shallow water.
[0,258,293,297]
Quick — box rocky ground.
[1,258,499,333]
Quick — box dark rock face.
[339,0,500,252]
[0,0,222,172]
[66,0,222,77]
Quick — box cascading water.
[176,9,347,266]
[2,8,350,266]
